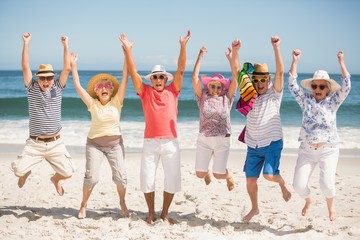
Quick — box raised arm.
[289,49,301,77]
[271,36,284,93]
[173,30,191,91]
[116,56,129,104]
[59,36,71,87]
[337,51,348,79]
[227,39,241,98]
[119,33,143,94]
[192,46,207,98]
[21,33,32,87]
[70,53,92,108]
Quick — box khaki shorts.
[12,137,75,177]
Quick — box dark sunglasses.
[39,76,54,81]
[252,78,267,84]
[209,84,223,91]
[311,84,326,90]
[152,75,166,80]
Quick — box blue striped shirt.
[27,79,64,136]
[245,84,283,148]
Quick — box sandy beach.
[0,143,359,240]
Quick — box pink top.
[139,83,180,138]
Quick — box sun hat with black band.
[250,63,272,77]
[144,65,174,81]
[35,64,56,77]
[87,73,119,98]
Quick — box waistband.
[30,135,60,142]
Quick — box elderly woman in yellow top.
[70,52,129,219]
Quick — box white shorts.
[195,133,230,174]
[140,138,181,193]
[12,137,75,177]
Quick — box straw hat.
[301,70,340,93]
[250,63,272,76]
[87,73,119,98]
[145,65,174,81]
[200,74,231,91]
[35,64,56,77]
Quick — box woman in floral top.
[288,49,351,221]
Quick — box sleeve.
[288,72,306,110]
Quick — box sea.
[0,70,359,150]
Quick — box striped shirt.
[245,83,283,148]
[27,79,64,136]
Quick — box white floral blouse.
[288,73,351,144]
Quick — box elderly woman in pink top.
[119,31,191,225]
[191,40,241,191]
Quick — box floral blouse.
[288,73,351,144]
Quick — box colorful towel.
[235,63,257,143]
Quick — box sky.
[0,0,359,74]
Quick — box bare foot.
[329,210,336,221]
[204,173,211,185]
[18,171,31,188]
[243,208,259,222]
[120,201,129,217]
[78,204,86,219]
[226,175,235,191]
[162,217,175,225]
[302,198,311,216]
[50,176,64,196]
[145,213,156,224]
[280,184,291,202]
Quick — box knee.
[263,174,274,181]
[196,171,208,178]
[246,178,257,188]
[83,172,98,189]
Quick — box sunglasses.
[311,84,326,90]
[95,81,113,91]
[39,76,54,81]
[151,75,166,80]
[208,84,223,91]
[252,78,267,84]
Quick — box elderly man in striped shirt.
[239,36,292,222]
[11,33,75,196]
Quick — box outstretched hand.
[70,52,78,65]
[271,36,280,47]
[61,36,69,46]
[22,33,31,43]
[179,30,191,45]
[337,50,344,62]
[119,33,134,51]
[292,49,301,62]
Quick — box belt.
[30,135,60,142]
[225,134,231,137]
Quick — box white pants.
[293,142,339,199]
[195,133,230,174]
[140,138,181,194]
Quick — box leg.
[243,177,259,222]
[18,171,31,188]
[263,174,291,201]
[195,134,212,186]
[50,173,69,196]
[212,136,233,190]
[106,141,129,217]
[326,197,336,221]
[117,186,129,217]
[144,192,156,224]
[302,197,312,216]
[160,191,175,224]
[78,186,93,219]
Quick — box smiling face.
[38,75,55,91]
[150,74,168,92]
[311,80,330,102]
[252,75,270,95]
[94,80,114,104]
[207,80,224,97]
